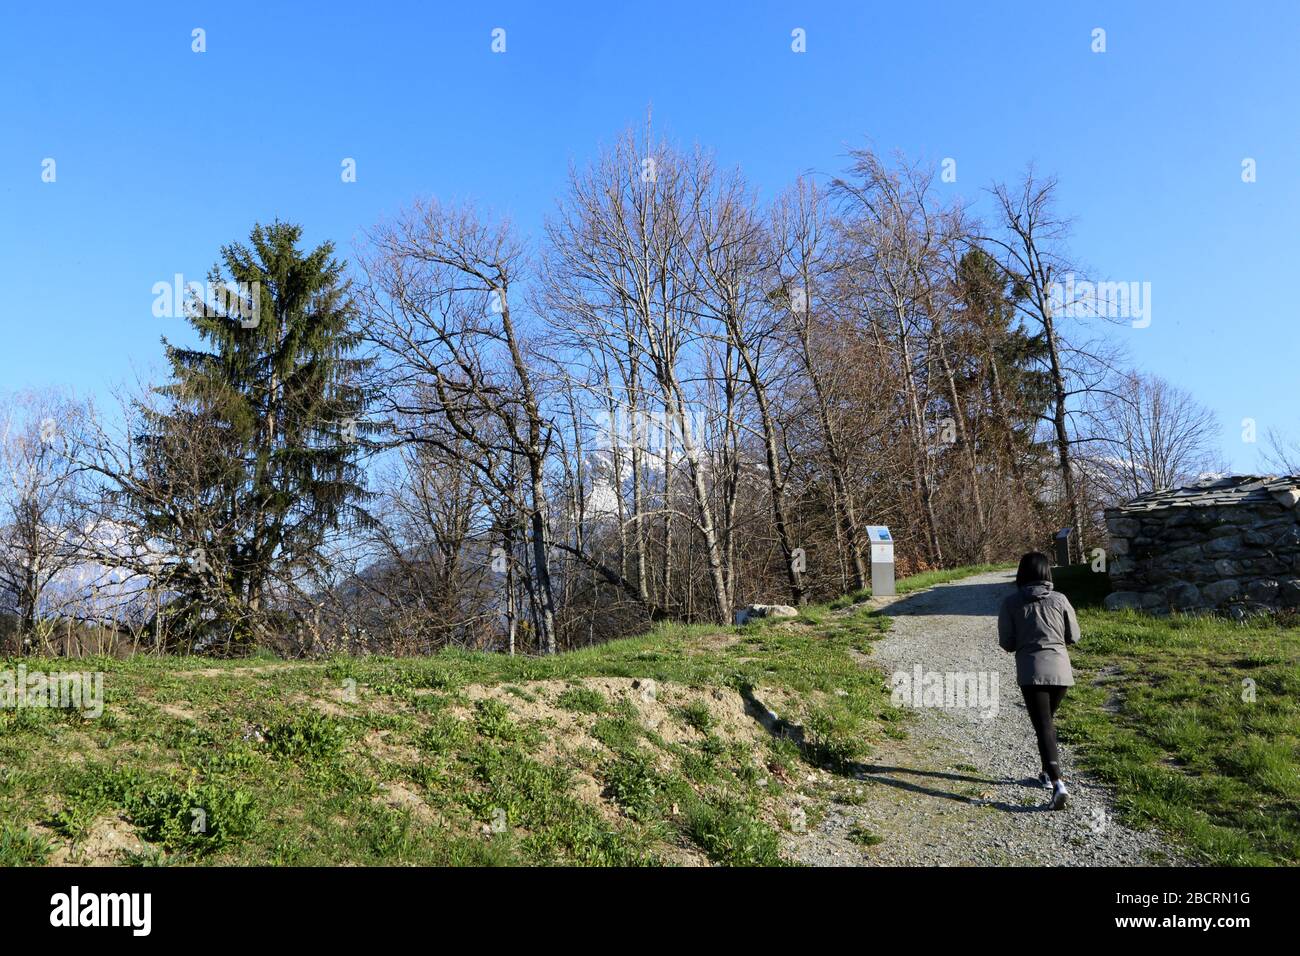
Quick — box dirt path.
[785,570,1183,866]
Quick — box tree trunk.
[931,316,988,560]
[895,305,944,566]
[667,379,731,624]
[1041,299,1085,562]
[734,335,805,604]
[796,327,867,590]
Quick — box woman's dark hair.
[1016,551,1053,587]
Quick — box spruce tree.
[144,221,371,646]
[953,246,1052,478]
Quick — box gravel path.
[785,570,1183,866]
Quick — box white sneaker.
[1048,780,1069,810]
[1037,772,1051,788]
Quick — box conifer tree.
[142,221,371,646]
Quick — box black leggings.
[1021,685,1068,782]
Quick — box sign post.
[1054,527,1073,567]
[866,526,895,597]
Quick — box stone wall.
[1103,477,1300,616]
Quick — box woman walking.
[998,551,1081,810]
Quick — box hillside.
[2,564,1296,867]
[0,568,992,866]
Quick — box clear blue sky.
[1,1,1296,470]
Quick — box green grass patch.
[847,823,884,847]
[685,797,784,866]
[1055,569,1300,865]
[0,824,54,865]
[556,686,607,714]
[678,700,715,734]
[263,711,351,761]
[0,563,1002,866]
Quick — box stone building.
[1103,475,1300,615]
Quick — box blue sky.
[1,1,1296,470]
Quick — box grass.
[0,823,54,865]
[846,822,884,847]
[556,686,607,714]
[1053,563,1300,865]
[263,710,352,761]
[36,555,1286,868]
[0,561,1047,867]
[678,700,715,734]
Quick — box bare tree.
[772,179,870,590]
[544,126,736,623]
[1093,372,1220,499]
[0,390,96,651]
[73,383,260,653]
[1264,428,1300,474]
[349,439,502,652]
[683,163,805,604]
[982,172,1105,561]
[359,199,560,653]
[832,150,951,565]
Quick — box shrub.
[130,781,260,854]
[686,799,782,866]
[599,749,663,821]
[263,711,349,761]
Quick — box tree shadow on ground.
[876,578,1015,618]
[742,686,1046,813]
[850,761,995,795]
[843,761,1042,812]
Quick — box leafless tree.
[832,149,954,565]
[544,125,737,623]
[1264,429,1300,474]
[0,389,95,651]
[1091,372,1220,500]
[72,382,259,653]
[771,179,872,590]
[359,199,561,652]
[981,171,1126,561]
